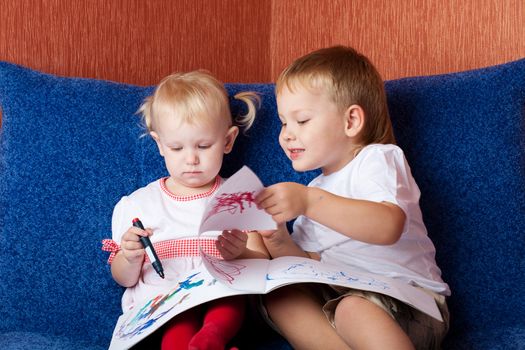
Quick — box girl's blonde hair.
[138,70,260,134]
[276,46,395,146]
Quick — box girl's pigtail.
[233,91,261,132]
[136,95,154,137]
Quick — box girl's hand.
[256,182,308,224]
[216,229,248,260]
[120,226,151,265]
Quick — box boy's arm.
[257,183,406,245]
[240,230,270,259]
[305,187,405,245]
[217,230,270,260]
[259,224,319,260]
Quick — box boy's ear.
[344,105,365,138]
[224,126,239,154]
[150,131,165,156]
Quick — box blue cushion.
[1,58,524,349]
[0,332,106,350]
[385,59,525,337]
[0,62,310,348]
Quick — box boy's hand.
[120,226,151,265]
[256,182,308,223]
[216,229,248,260]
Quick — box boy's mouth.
[288,148,304,160]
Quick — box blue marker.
[132,218,165,279]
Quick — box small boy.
[256,46,450,350]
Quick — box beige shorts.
[259,283,449,350]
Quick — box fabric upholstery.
[1,58,524,349]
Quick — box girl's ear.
[344,104,365,138]
[150,131,165,156]
[224,126,240,154]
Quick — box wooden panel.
[0,0,271,85]
[1,0,524,85]
[270,0,525,80]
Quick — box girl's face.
[151,115,238,196]
[276,84,355,175]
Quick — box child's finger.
[216,238,235,259]
[225,229,248,243]
[122,240,144,251]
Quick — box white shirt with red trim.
[292,144,451,296]
[111,176,223,311]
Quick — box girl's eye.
[198,145,211,149]
[297,119,310,125]
[170,147,183,151]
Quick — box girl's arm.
[111,251,143,287]
[110,226,149,287]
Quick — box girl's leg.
[188,296,245,350]
[161,308,201,350]
[265,284,350,350]
[334,295,415,350]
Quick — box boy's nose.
[281,129,295,141]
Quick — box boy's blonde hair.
[138,70,260,134]
[276,45,395,145]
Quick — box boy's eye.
[198,145,211,149]
[170,147,183,151]
[297,119,310,125]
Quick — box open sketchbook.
[108,166,442,350]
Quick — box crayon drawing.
[199,166,276,232]
[266,260,390,290]
[203,191,256,222]
[115,272,206,340]
[201,250,247,284]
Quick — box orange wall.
[0,0,524,85]
[270,0,525,80]
[0,0,272,85]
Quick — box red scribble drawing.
[201,251,246,284]
[204,191,256,222]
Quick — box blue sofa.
[1,58,524,350]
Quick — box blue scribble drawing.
[116,272,205,339]
[266,261,390,290]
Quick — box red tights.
[161,296,244,350]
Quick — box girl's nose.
[185,151,199,165]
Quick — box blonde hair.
[276,45,395,145]
[138,70,260,134]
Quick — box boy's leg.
[264,284,350,350]
[188,296,245,350]
[334,295,415,350]
[161,308,201,350]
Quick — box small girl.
[256,46,450,350]
[104,70,268,350]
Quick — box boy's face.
[150,115,238,195]
[276,84,355,175]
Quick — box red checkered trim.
[160,176,221,201]
[145,238,222,262]
[101,239,120,264]
[101,238,222,264]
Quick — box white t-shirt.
[292,144,451,296]
[111,177,223,311]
